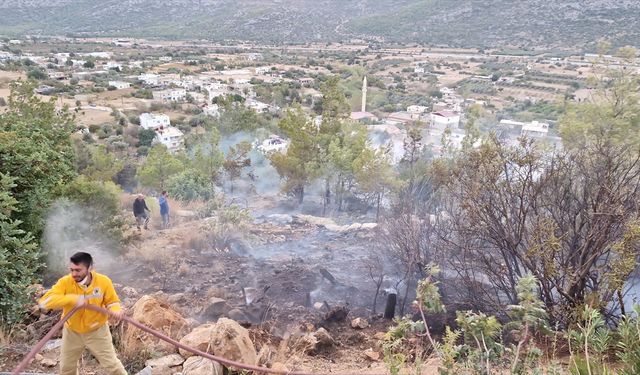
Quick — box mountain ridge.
[0,0,638,48]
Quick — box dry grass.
[112,322,153,373]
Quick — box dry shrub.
[112,322,153,373]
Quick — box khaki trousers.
[60,324,127,375]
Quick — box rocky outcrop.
[123,295,189,354]
[293,214,377,233]
[202,297,231,320]
[178,318,257,365]
[182,356,224,375]
[351,317,370,329]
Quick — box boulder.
[226,308,249,322]
[145,353,185,372]
[313,302,324,310]
[182,356,223,375]
[364,348,380,361]
[123,295,189,354]
[179,318,257,365]
[202,297,230,320]
[40,357,58,367]
[351,317,370,329]
[313,328,335,347]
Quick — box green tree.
[137,128,157,147]
[216,102,259,134]
[189,129,224,189]
[61,176,125,247]
[83,145,123,183]
[222,141,252,194]
[270,107,323,203]
[320,75,350,119]
[137,144,184,190]
[0,173,40,325]
[27,68,46,80]
[0,82,76,240]
[353,146,400,221]
[166,169,214,201]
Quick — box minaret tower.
[361,76,367,112]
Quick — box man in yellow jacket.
[39,252,127,375]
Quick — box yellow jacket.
[39,271,122,333]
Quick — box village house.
[140,113,170,130]
[429,111,460,130]
[521,121,550,138]
[386,112,415,125]
[108,81,131,90]
[153,88,187,102]
[499,119,550,139]
[138,73,160,86]
[47,71,66,80]
[350,111,378,122]
[154,126,184,153]
[255,67,271,75]
[407,105,428,120]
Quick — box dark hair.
[162,190,167,195]
[70,252,93,268]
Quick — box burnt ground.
[110,215,386,327]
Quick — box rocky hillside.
[0,0,639,48]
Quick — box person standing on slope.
[158,190,170,229]
[39,252,126,375]
[133,193,150,230]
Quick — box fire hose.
[12,305,387,375]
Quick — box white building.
[255,135,289,154]
[521,121,549,138]
[429,111,460,130]
[154,126,184,153]
[153,88,186,102]
[108,81,131,90]
[140,113,170,130]
[255,67,271,75]
[159,56,173,62]
[246,99,271,113]
[499,119,550,139]
[138,73,160,86]
[407,105,428,114]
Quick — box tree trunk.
[384,293,397,319]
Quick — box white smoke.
[43,199,119,282]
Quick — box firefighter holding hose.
[39,252,127,375]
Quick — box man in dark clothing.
[133,194,150,230]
